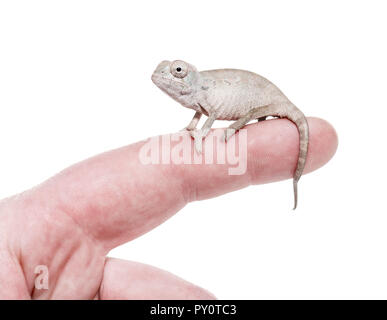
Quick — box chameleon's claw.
[190,130,203,153]
[223,128,236,142]
[194,138,203,153]
[189,129,197,139]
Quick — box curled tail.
[287,106,309,209]
[230,103,309,209]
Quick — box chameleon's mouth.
[151,73,188,91]
[151,73,163,84]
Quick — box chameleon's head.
[151,60,200,105]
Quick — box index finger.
[12,117,338,251]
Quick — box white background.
[0,1,386,299]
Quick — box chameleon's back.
[199,69,290,120]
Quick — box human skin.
[0,117,337,299]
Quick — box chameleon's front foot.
[190,129,205,153]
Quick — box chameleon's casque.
[152,60,309,209]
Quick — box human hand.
[0,117,337,299]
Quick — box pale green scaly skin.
[151,60,309,209]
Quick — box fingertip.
[246,117,338,184]
[304,117,338,174]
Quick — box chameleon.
[151,60,309,209]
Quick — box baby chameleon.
[151,60,309,209]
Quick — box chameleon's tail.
[286,105,309,209]
[233,103,309,209]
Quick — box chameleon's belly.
[207,86,271,120]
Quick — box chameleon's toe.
[223,128,236,142]
[190,130,203,153]
[194,137,203,153]
[189,130,198,139]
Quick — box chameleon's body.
[151,60,309,209]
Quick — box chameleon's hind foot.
[222,128,236,142]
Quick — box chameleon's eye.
[170,60,188,78]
